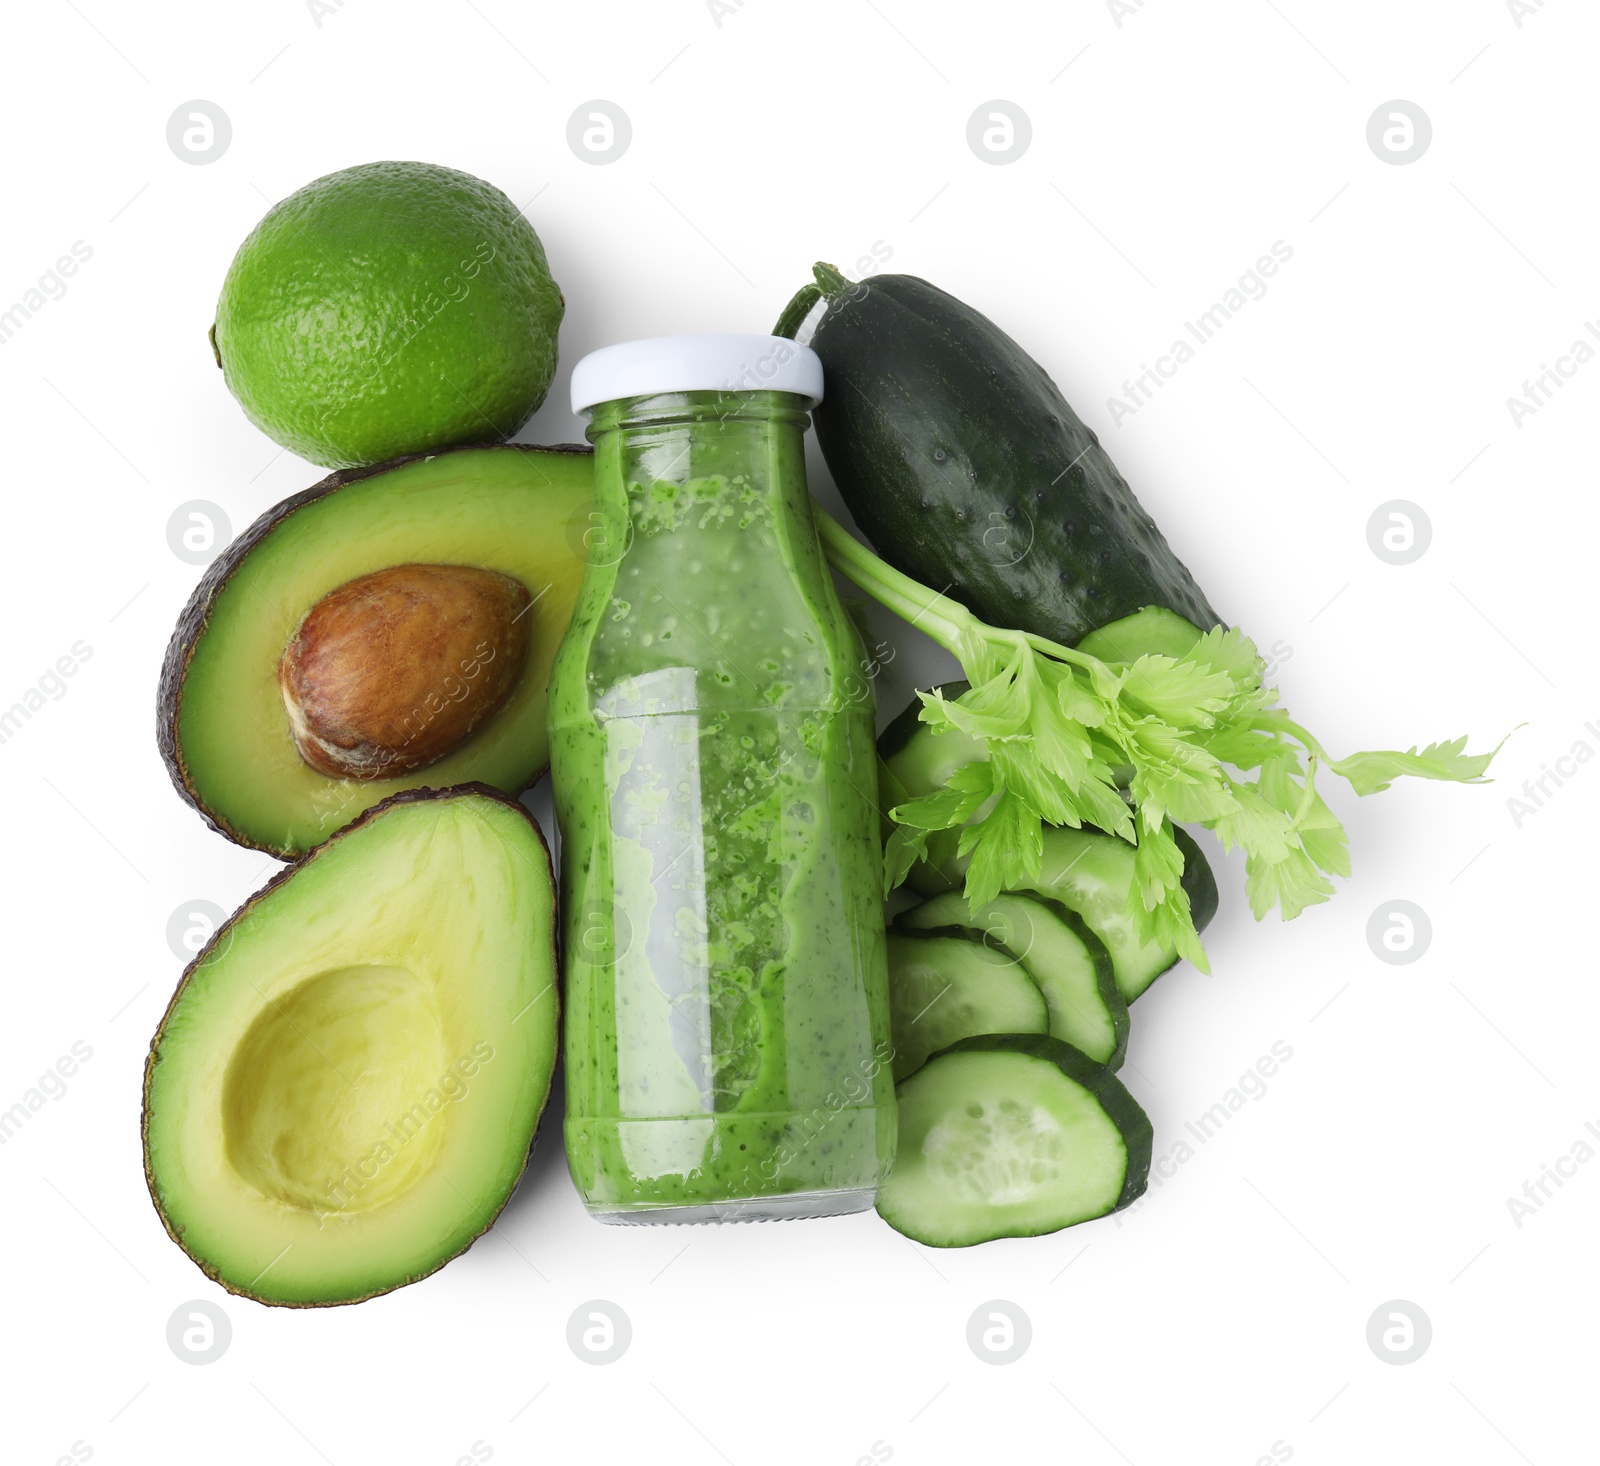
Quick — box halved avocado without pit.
[142,785,559,1306]
[159,443,593,856]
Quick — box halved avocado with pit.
[142,784,559,1306]
[159,442,592,856]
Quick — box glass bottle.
[548,335,895,1223]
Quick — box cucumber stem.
[772,261,855,338]
[812,261,852,300]
[772,282,822,341]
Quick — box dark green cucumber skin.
[807,272,1221,647]
[1173,825,1219,936]
[930,1033,1153,1212]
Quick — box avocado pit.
[279,563,532,780]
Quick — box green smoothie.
[548,383,896,1221]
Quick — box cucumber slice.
[886,932,1047,1081]
[1027,827,1186,1002]
[1172,824,1220,934]
[905,821,1217,1003]
[1025,825,1217,1000]
[877,1034,1152,1248]
[1074,605,1206,665]
[896,892,1128,1069]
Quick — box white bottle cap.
[569,333,824,415]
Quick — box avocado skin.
[156,441,590,855]
[140,782,559,1309]
[808,272,1222,647]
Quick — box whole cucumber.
[780,264,1221,647]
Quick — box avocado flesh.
[160,444,592,856]
[142,786,559,1306]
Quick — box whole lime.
[212,161,563,469]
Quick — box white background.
[2,1,1594,1462]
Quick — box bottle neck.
[586,389,813,440]
[586,389,814,528]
